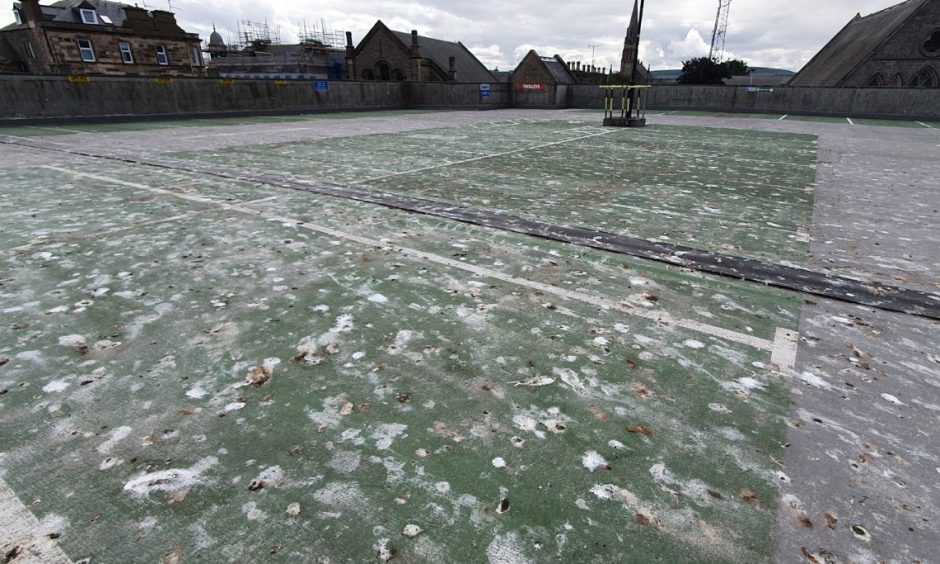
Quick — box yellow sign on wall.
[155,77,174,85]
[220,79,236,86]
[67,75,91,84]
[273,80,289,86]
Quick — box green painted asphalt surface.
[0,110,434,137]
[170,121,818,265]
[0,116,809,562]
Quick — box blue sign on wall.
[314,80,329,92]
[480,83,491,97]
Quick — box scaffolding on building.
[237,20,281,51]
[298,19,345,49]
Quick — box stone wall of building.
[844,1,940,87]
[40,28,203,76]
[352,27,418,81]
[511,53,553,86]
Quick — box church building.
[790,0,939,88]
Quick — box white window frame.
[23,40,35,59]
[13,8,21,24]
[77,39,96,62]
[119,42,134,64]
[192,47,203,66]
[155,45,169,66]
[80,9,97,24]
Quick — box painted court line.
[846,117,855,125]
[1,212,201,255]
[778,115,788,121]
[575,144,817,170]
[916,121,934,129]
[771,328,799,372]
[26,125,88,135]
[43,165,779,353]
[0,478,72,564]
[22,138,938,320]
[356,128,620,184]
[183,126,330,139]
[0,196,277,255]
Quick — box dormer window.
[13,8,21,24]
[80,9,98,24]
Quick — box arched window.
[922,29,940,57]
[377,62,390,81]
[910,66,938,88]
[362,69,374,80]
[867,73,884,87]
[392,69,406,81]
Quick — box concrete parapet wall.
[0,75,408,122]
[1,74,937,123]
[567,84,940,120]
[405,82,510,109]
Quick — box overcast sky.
[3,0,905,71]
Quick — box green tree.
[725,58,749,76]
[677,57,731,84]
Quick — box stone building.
[0,0,204,76]
[790,0,939,88]
[511,51,577,91]
[205,30,346,80]
[348,20,494,82]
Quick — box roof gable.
[543,55,577,84]
[513,51,577,85]
[353,20,412,58]
[389,28,494,82]
[790,0,929,86]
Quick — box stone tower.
[620,0,640,81]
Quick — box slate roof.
[541,55,577,85]
[9,0,130,27]
[789,0,930,86]
[389,29,494,83]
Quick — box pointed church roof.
[789,0,930,87]
[626,0,639,40]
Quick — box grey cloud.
[2,0,904,70]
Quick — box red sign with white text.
[516,83,546,91]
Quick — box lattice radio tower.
[708,0,731,61]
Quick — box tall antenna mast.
[708,0,731,61]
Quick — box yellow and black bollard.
[601,85,649,128]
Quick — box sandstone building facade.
[0,0,204,76]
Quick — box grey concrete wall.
[0,75,409,121]
[512,84,567,109]
[0,75,408,121]
[2,74,938,122]
[567,84,940,119]
[406,82,510,110]
[0,75,510,123]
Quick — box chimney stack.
[345,32,356,80]
[19,0,43,27]
[410,30,422,81]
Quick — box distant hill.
[651,67,796,79]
